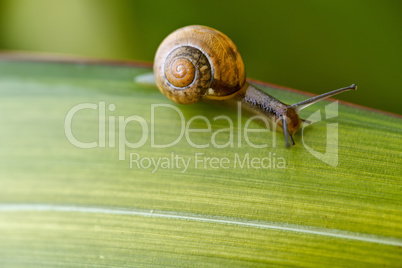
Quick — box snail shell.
[153,25,246,104]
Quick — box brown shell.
[153,25,246,104]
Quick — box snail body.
[154,25,356,147]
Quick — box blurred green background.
[0,0,401,114]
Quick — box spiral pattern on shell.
[158,46,212,104]
[153,25,246,104]
[166,58,195,88]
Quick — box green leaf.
[0,56,401,267]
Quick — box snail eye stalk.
[292,84,357,112]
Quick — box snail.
[153,25,356,147]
